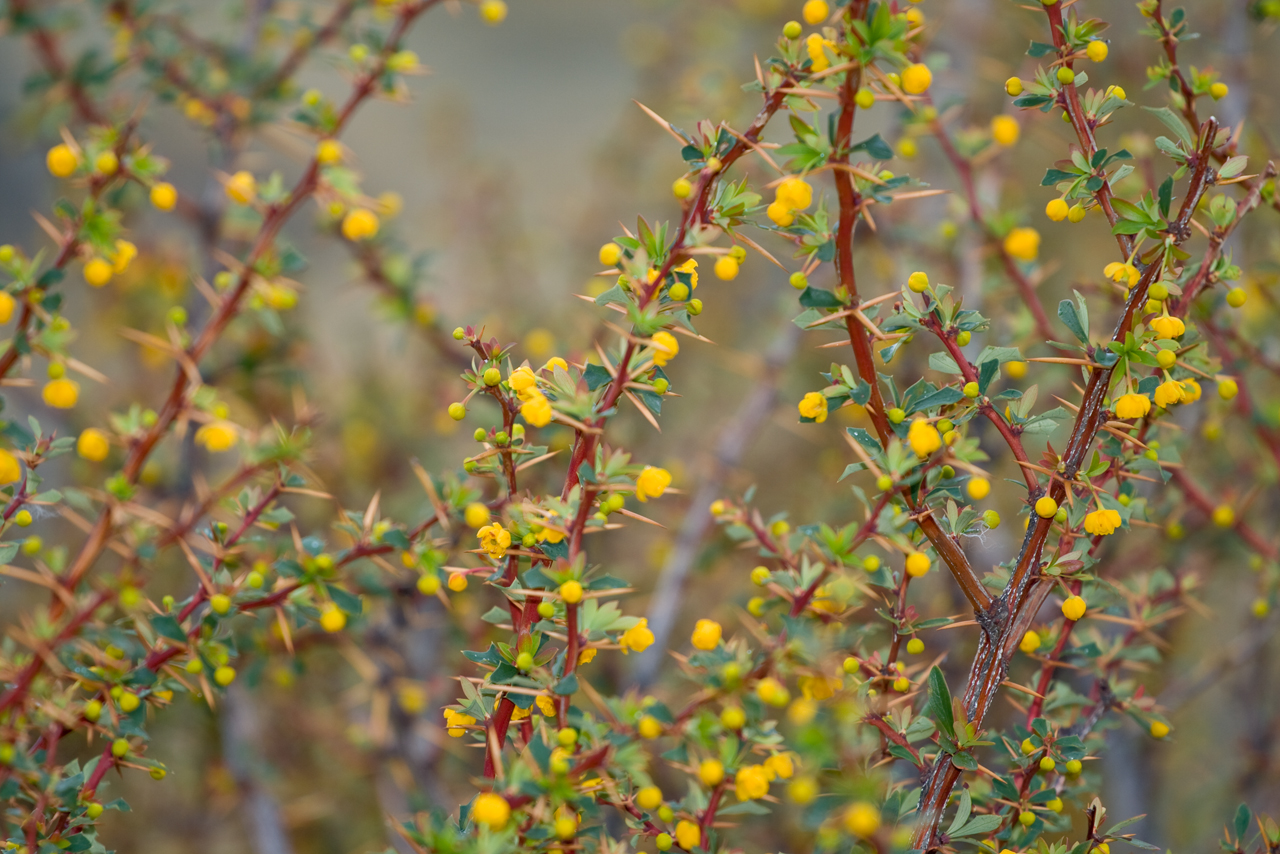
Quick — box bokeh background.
[1,1,1279,852]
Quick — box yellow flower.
[341,208,379,241]
[675,821,701,851]
[1153,379,1185,408]
[444,708,477,737]
[521,390,553,427]
[650,330,679,366]
[0,292,14,325]
[0,449,21,485]
[901,63,933,94]
[620,618,655,654]
[635,465,672,502]
[1003,227,1041,262]
[798,674,840,700]
[1114,393,1151,419]
[319,603,346,633]
[47,144,79,178]
[535,694,556,717]
[637,715,662,738]
[77,428,110,462]
[1104,261,1140,288]
[765,752,795,780]
[691,618,722,650]
[509,365,539,400]
[967,477,990,500]
[1020,630,1041,653]
[150,182,178,211]
[802,0,828,24]
[1150,720,1171,738]
[767,201,795,227]
[1045,198,1069,221]
[776,176,813,211]
[798,391,828,423]
[907,418,942,457]
[844,802,880,838]
[42,378,80,409]
[734,764,770,801]
[111,239,137,274]
[464,503,491,528]
[83,258,113,287]
[1149,315,1185,340]
[1083,508,1122,536]
[224,170,256,204]
[805,33,834,72]
[196,420,238,452]
[991,115,1020,146]
[755,677,790,706]
[478,522,512,559]
[472,792,511,829]
[316,139,343,164]
[905,551,930,577]
[544,356,569,373]
[599,242,622,268]
[788,776,818,804]
[675,258,699,290]
[479,0,508,25]
[1182,378,1202,402]
[1061,595,1087,621]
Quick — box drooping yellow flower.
[443,708,477,737]
[907,418,942,457]
[521,390,553,427]
[1182,378,1201,402]
[1083,507,1122,536]
[635,465,672,502]
[224,170,256,204]
[734,764,771,801]
[111,239,138,274]
[691,618,722,650]
[1003,227,1041,262]
[478,522,512,559]
[509,365,539,400]
[805,33,835,72]
[1149,314,1185,340]
[675,258,699,290]
[620,618,655,654]
[1104,261,1140,288]
[675,821,701,851]
[543,356,569,373]
[1061,595,1087,621]
[649,330,679,366]
[776,176,813,210]
[798,391,828,423]
[765,752,795,780]
[1114,393,1152,419]
[535,694,556,717]
[1153,379,1185,408]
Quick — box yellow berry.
[901,63,932,95]
[905,551,930,577]
[1045,198,1069,221]
[83,258,113,287]
[907,271,929,292]
[1210,82,1228,100]
[599,242,622,266]
[1086,40,1108,62]
[802,0,829,24]
[991,115,1020,146]
[698,758,725,786]
[95,151,119,175]
[214,665,237,686]
[472,792,511,828]
[316,139,343,164]
[1150,720,1170,738]
[672,177,693,199]
[1005,77,1024,96]
[967,477,990,500]
[1035,496,1058,518]
[560,580,584,604]
[1226,287,1247,307]
[906,637,924,654]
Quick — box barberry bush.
[1,1,1279,854]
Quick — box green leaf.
[851,133,893,160]
[928,666,955,739]
[950,814,1003,837]
[553,673,579,695]
[1143,106,1194,148]
[583,363,613,391]
[1234,803,1252,841]
[928,351,962,374]
[1057,299,1088,343]
[798,286,843,309]
[911,386,965,412]
[150,615,187,643]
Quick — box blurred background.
[1,1,1279,852]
